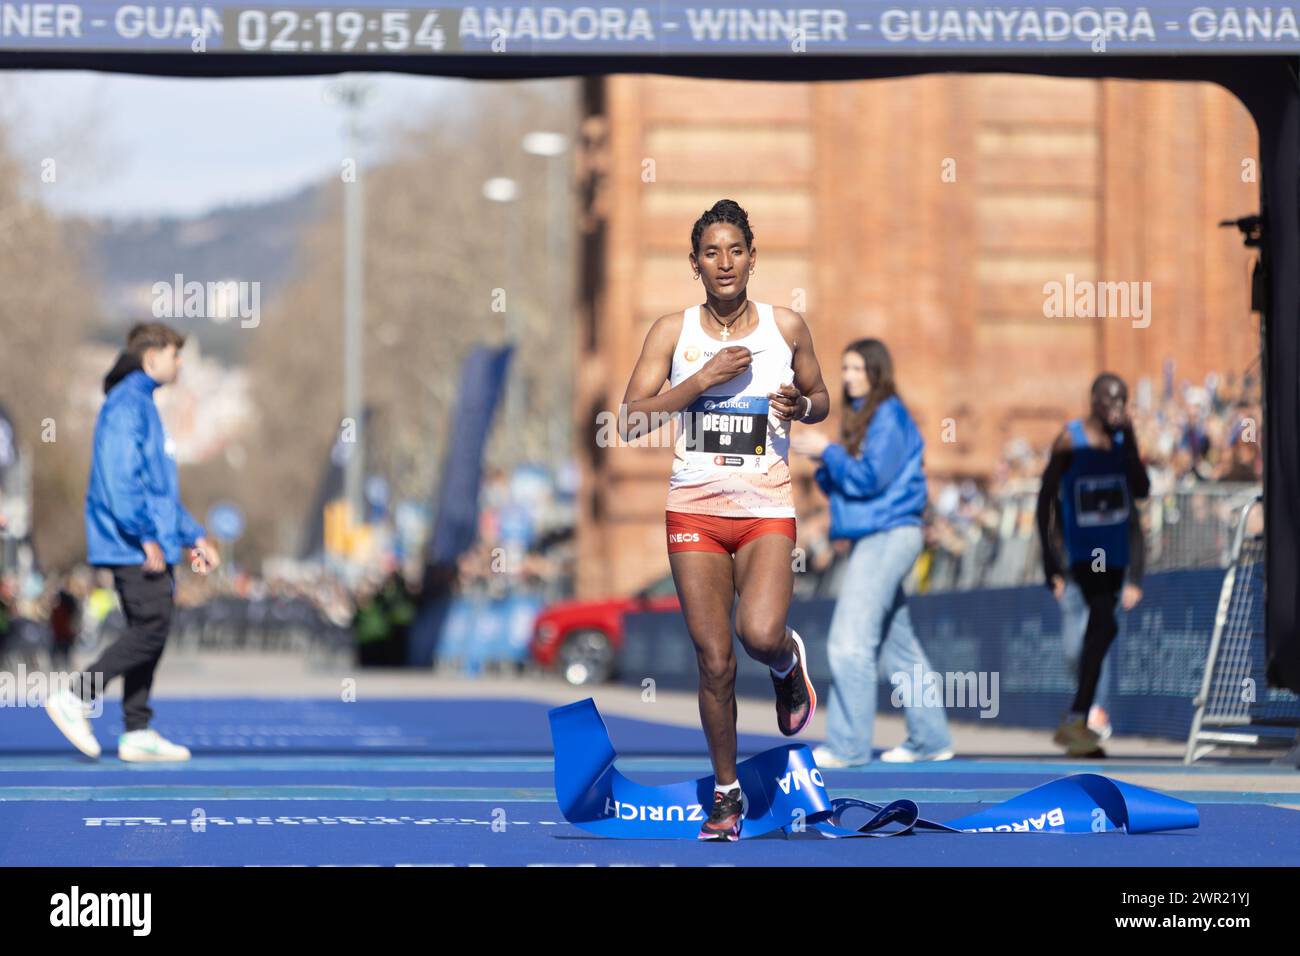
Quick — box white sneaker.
[811,744,866,769]
[44,688,101,759]
[118,729,192,763]
[1088,706,1113,742]
[880,744,955,763]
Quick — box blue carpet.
[0,799,1295,866]
[3,697,1297,866]
[0,697,790,756]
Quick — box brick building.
[572,73,1261,597]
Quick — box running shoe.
[1052,714,1103,757]
[771,629,817,736]
[698,787,744,842]
[880,744,955,763]
[118,729,192,763]
[44,687,101,759]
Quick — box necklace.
[704,301,749,340]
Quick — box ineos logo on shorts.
[668,532,701,543]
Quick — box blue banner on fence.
[410,593,543,670]
[619,568,1226,740]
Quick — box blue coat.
[814,395,928,540]
[84,369,205,566]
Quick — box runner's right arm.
[617,313,750,442]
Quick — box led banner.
[549,698,1201,840]
[2,3,1300,56]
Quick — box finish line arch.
[2,2,1296,693]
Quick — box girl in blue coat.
[792,338,953,765]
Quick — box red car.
[530,573,680,685]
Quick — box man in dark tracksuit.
[44,323,219,762]
[1036,373,1150,757]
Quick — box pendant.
[720,326,730,340]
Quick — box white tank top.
[665,301,797,519]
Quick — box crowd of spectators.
[0,460,579,669]
[919,368,1263,593]
[0,369,1264,668]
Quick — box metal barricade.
[1184,495,1300,762]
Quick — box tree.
[239,79,579,563]
[0,124,99,570]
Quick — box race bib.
[1074,475,1129,526]
[680,394,770,473]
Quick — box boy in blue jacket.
[45,322,219,761]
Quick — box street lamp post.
[483,176,521,469]
[332,78,374,527]
[522,132,571,478]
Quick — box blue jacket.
[85,369,205,567]
[814,394,928,540]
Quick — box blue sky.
[1,70,455,219]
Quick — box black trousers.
[1068,561,1125,715]
[80,565,175,732]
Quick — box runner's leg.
[732,529,795,668]
[1069,563,1124,714]
[669,548,739,785]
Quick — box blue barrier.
[619,568,1225,741]
[412,594,544,672]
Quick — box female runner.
[618,199,831,841]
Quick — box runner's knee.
[695,646,737,691]
[735,617,786,661]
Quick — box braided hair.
[691,199,753,255]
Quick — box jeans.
[78,565,175,732]
[824,524,952,763]
[1059,578,1113,713]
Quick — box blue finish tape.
[549,698,1200,839]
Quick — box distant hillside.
[73,182,327,364]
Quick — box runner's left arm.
[1121,421,1151,500]
[1126,507,1146,588]
[773,308,830,424]
[1121,422,1149,586]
